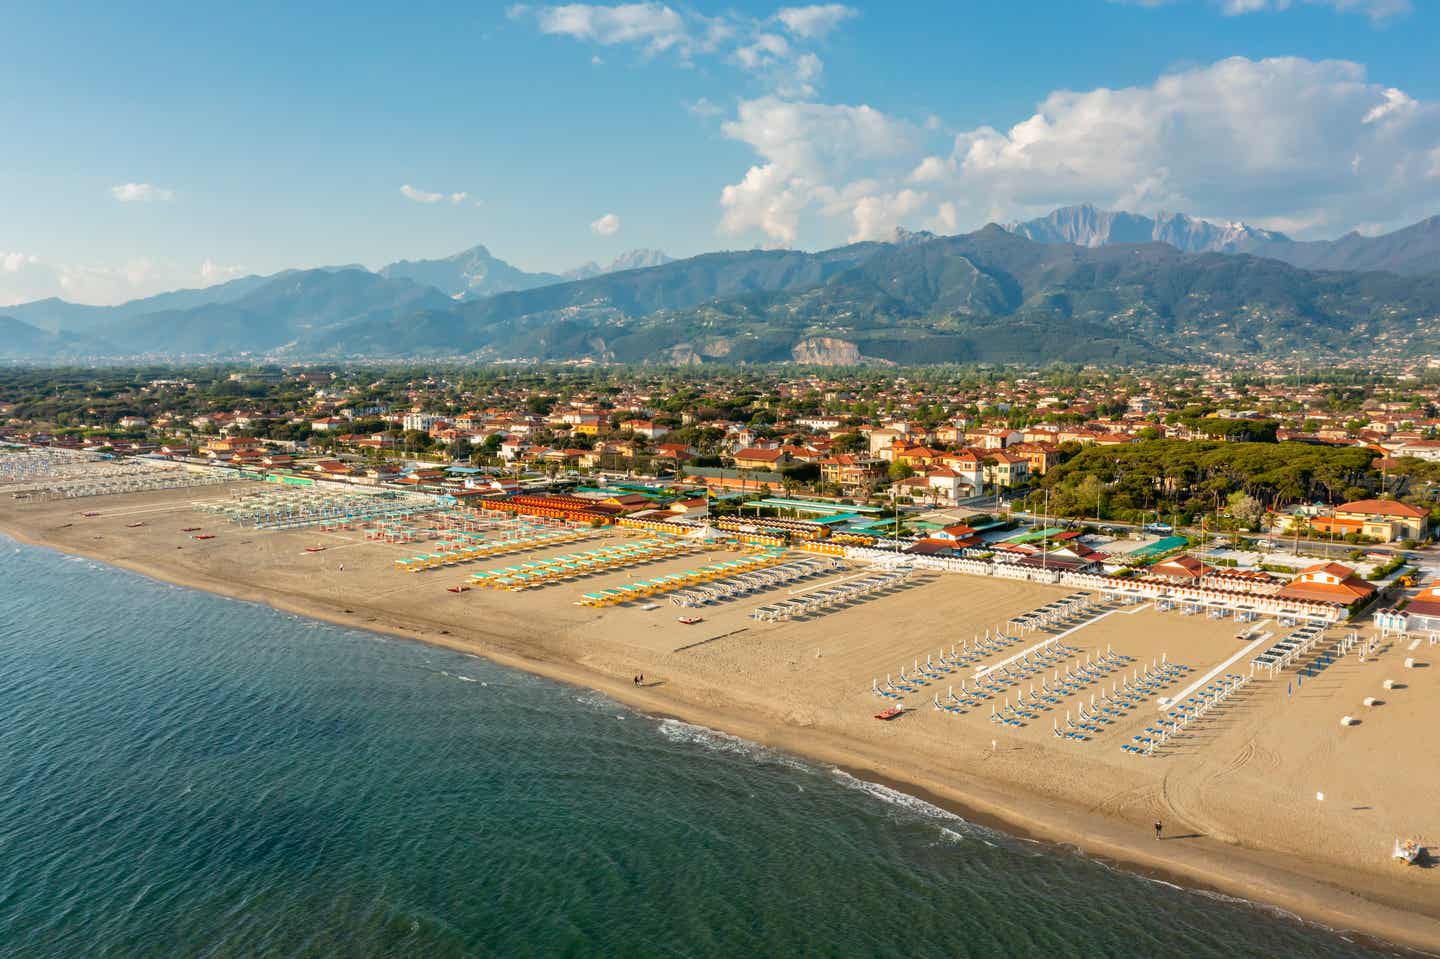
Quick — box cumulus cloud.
[775,4,857,38]
[713,56,1440,246]
[400,184,469,205]
[590,212,622,235]
[110,183,174,203]
[934,56,1440,233]
[718,97,917,244]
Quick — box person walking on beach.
[1154,820,1163,841]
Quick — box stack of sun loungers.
[1006,593,1099,635]
[751,568,912,622]
[1251,624,1326,675]
[669,557,843,607]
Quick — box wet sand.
[3,484,1437,953]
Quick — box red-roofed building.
[1322,499,1429,543]
[1275,563,1377,607]
[734,448,792,470]
[1149,554,1211,582]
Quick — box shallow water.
[0,539,1402,957]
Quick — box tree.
[888,461,915,481]
[1228,491,1264,529]
[1077,474,1105,520]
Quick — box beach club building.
[1274,562,1377,609]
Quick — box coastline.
[2,516,1436,955]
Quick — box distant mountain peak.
[1007,204,1292,254]
[561,248,674,281]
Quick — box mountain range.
[2,211,1438,365]
[1006,204,1440,276]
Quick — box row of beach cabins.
[844,549,1343,626]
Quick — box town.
[4,363,1439,545]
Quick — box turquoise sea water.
[0,538,1408,958]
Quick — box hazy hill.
[287,227,1440,364]
[7,228,1440,363]
[379,245,677,299]
[106,269,457,355]
[0,315,95,359]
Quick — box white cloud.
[775,4,857,38]
[110,182,174,203]
[846,188,928,243]
[400,184,469,205]
[529,3,696,55]
[516,4,847,97]
[687,97,725,118]
[1363,87,1417,124]
[1113,0,1411,19]
[908,156,948,183]
[1220,0,1411,17]
[712,56,1440,247]
[590,212,622,235]
[200,259,247,284]
[925,201,960,235]
[934,57,1440,234]
[719,97,917,244]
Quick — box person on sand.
[1154,820,1163,841]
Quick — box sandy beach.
[3,484,1438,954]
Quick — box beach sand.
[3,484,1438,953]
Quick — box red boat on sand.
[874,705,905,721]
[304,545,327,553]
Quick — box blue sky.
[2,0,1438,304]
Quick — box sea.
[0,537,1410,958]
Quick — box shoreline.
[2,519,1437,955]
